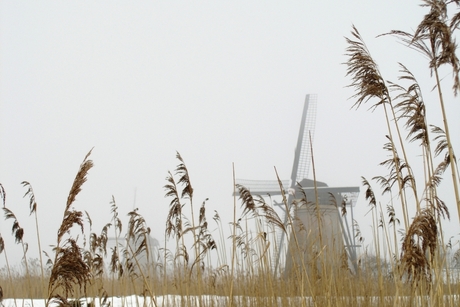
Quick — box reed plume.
[239,184,286,234]
[48,239,90,299]
[47,149,94,306]
[344,25,389,110]
[401,209,438,287]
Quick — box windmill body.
[235,94,360,274]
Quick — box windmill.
[235,94,360,273]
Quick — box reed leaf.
[3,207,24,244]
[390,64,429,146]
[361,176,377,208]
[0,183,5,207]
[21,181,37,214]
[175,152,193,200]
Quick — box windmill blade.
[275,94,317,274]
[233,179,290,196]
[290,94,317,186]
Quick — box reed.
[46,149,93,307]
[22,181,47,298]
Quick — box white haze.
[1,1,459,267]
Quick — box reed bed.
[1,1,460,306]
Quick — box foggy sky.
[1,1,459,267]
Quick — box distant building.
[284,179,349,277]
[106,234,161,276]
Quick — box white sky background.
[1,1,459,267]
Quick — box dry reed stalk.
[124,209,157,307]
[387,65,447,222]
[273,168,312,307]
[190,199,216,279]
[175,152,202,283]
[164,169,188,297]
[3,207,34,306]
[0,220,19,306]
[379,203,400,303]
[165,153,212,303]
[233,186,283,301]
[228,163,237,307]
[21,181,47,299]
[85,215,111,307]
[108,196,130,307]
[373,3,460,301]
[308,131,328,292]
[345,25,412,229]
[46,149,93,306]
[386,0,460,222]
[387,60,453,291]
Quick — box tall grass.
[0,149,458,307]
[1,1,460,306]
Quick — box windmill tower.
[235,94,360,274]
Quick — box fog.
[1,1,459,267]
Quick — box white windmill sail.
[234,94,317,195]
[290,94,317,187]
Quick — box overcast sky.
[1,1,459,267]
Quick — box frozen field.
[3,294,460,307]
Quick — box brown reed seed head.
[236,184,256,217]
[415,0,460,94]
[65,149,94,212]
[401,209,437,284]
[344,25,389,110]
[48,239,91,298]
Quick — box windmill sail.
[290,94,317,187]
[234,94,317,195]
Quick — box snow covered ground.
[2,294,460,307]
[2,296,230,307]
